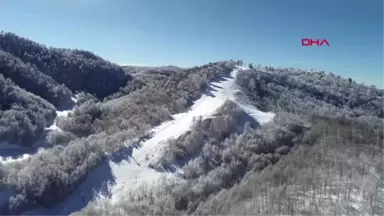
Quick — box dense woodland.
[76,112,383,216]
[76,68,383,215]
[0,33,383,215]
[0,74,56,146]
[0,32,239,214]
[0,32,130,100]
[56,61,234,138]
[236,67,384,118]
[0,32,133,147]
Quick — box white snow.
[46,93,80,132]
[45,109,73,132]
[0,139,48,164]
[56,109,72,118]
[45,123,63,132]
[0,97,77,164]
[71,96,78,104]
[26,67,275,215]
[0,141,30,163]
[0,147,45,164]
[98,67,275,203]
[0,153,30,164]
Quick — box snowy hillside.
[24,66,275,215]
[0,96,78,164]
[105,66,274,203]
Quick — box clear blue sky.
[1,0,383,87]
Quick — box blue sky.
[1,0,383,87]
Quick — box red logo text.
[302,38,330,46]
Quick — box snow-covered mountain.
[0,33,382,216]
[23,66,275,215]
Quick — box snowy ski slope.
[104,66,275,203]
[27,66,275,215]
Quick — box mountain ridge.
[0,32,382,215]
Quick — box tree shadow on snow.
[33,133,155,215]
[27,160,115,216]
[212,75,231,83]
[110,142,143,165]
[57,97,76,111]
[237,111,261,130]
[210,83,223,89]
[202,75,233,98]
[0,145,41,161]
[203,87,216,97]
[110,132,153,165]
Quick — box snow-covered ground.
[44,109,73,132]
[0,95,78,164]
[0,143,45,164]
[45,95,78,132]
[26,67,275,215]
[103,66,275,203]
[71,96,78,104]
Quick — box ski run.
[26,66,275,215]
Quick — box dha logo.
[302,38,330,46]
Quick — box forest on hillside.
[77,112,383,216]
[0,33,383,215]
[76,68,384,216]
[236,66,383,118]
[0,32,132,147]
[0,32,241,214]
